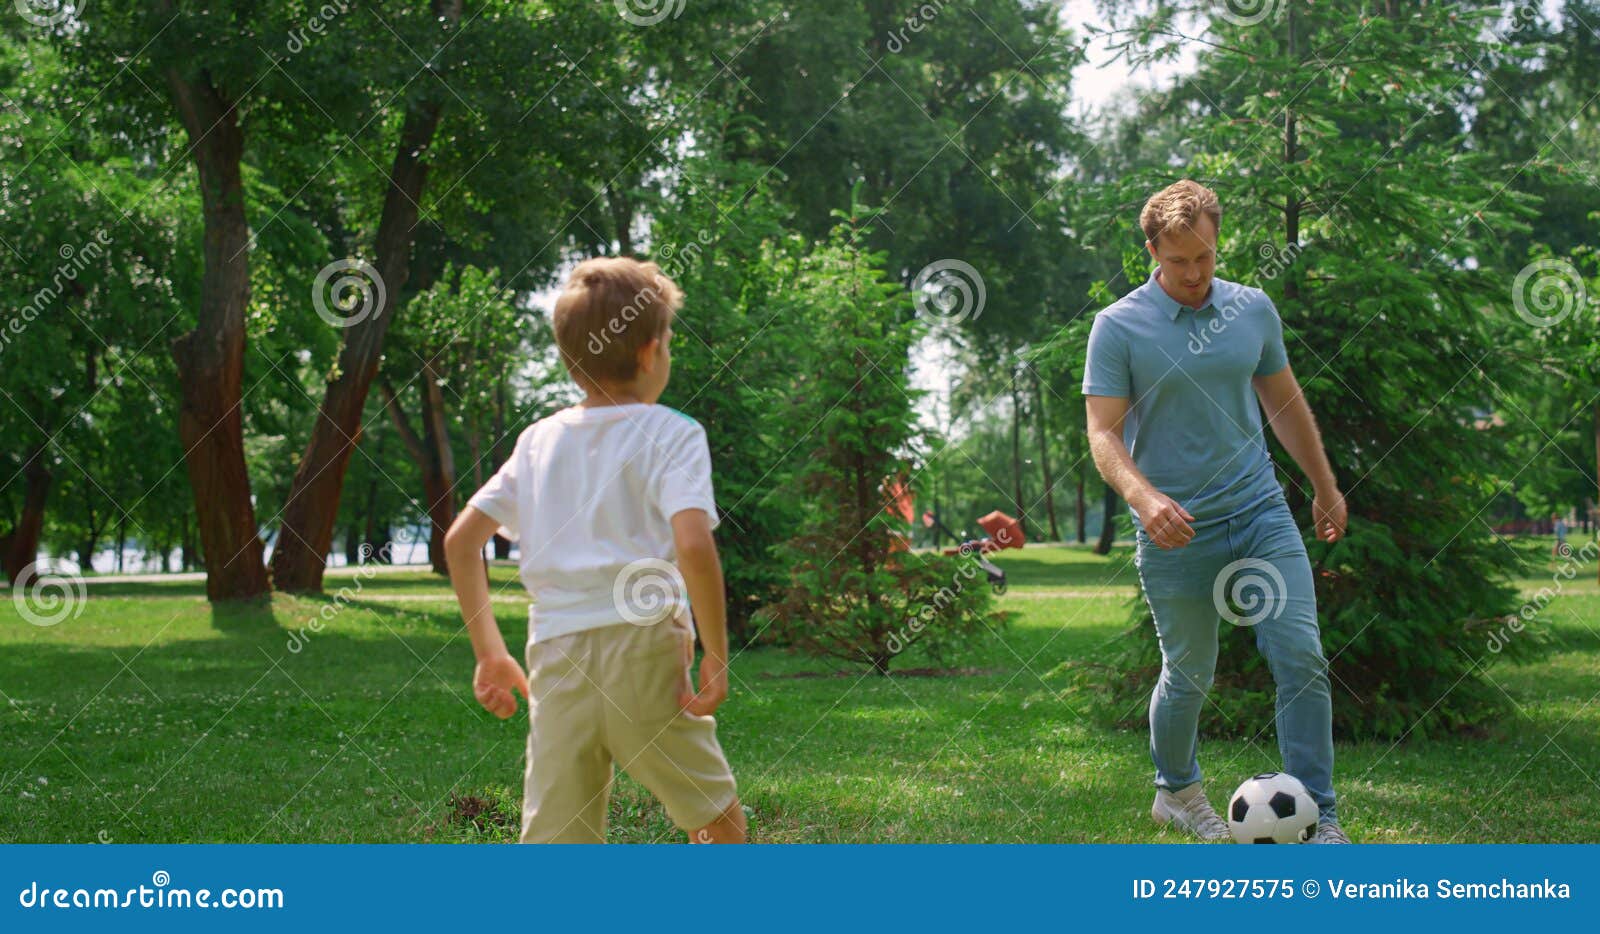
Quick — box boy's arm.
[444,506,528,718]
[671,508,728,716]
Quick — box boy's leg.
[600,620,741,841]
[521,634,614,843]
[689,797,747,844]
[1238,500,1337,823]
[1136,526,1228,792]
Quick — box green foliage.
[758,196,1005,672]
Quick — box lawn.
[2,538,1596,843]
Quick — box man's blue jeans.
[1134,493,1337,822]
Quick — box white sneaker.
[1151,785,1231,841]
[1308,821,1351,844]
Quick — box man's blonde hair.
[553,256,683,385]
[1140,179,1221,246]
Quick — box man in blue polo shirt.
[1083,180,1350,844]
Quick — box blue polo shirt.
[1081,271,1290,529]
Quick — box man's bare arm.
[1252,366,1347,542]
[1086,394,1195,549]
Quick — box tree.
[760,198,1000,673]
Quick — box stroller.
[922,509,1025,595]
[882,477,1023,595]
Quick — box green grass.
[2,538,1596,843]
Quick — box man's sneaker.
[1308,821,1351,844]
[1151,785,1231,841]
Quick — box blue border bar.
[4,844,1594,931]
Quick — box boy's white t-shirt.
[466,403,719,645]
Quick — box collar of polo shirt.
[1145,269,1221,320]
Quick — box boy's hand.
[679,655,729,716]
[473,652,530,719]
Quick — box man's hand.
[1312,487,1348,543]
[679,654,729,716]
[473,652,529,719]
[1132,489,1196,549]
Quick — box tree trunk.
[1,446,52,585]
[1009,376,1028,538]
[1095,484,1118,555]
[381,375,456,576]
[163,65,270,602]
[1594,400,1599,584]
[270,0,462,593]
[490,373,513,559]
[1031,367,1060,541]
[1075,469,1087,544]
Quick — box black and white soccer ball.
[1227,772,1317,844]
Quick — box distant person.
[1553,514,1568,557]
[445,257,744,844]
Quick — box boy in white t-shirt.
[443,257,744,844]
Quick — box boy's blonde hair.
[553,256,683,385]
[1140,179,1221,246]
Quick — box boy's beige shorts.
[519,615,737,843]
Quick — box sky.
[907,0,1197,438]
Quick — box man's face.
[1147,216,1218,309]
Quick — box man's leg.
[1239,501,1337,823]
[1137,527,1227,793]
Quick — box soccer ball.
[1227,772,1317,844]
